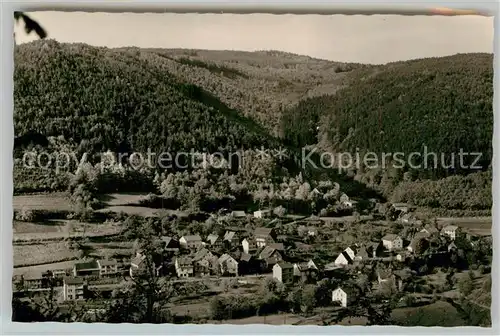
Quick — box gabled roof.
[224,231,237,241]
[336,251,353,264]
[422,225,439,234]
[160,236,179,247]
[74,259,99,271]
[231,210,246,217]
[206,234,220,245]
[275,261,294,269]
[442,225,459,231]
[259,246,279,260]
[181,234,202,242]
[255,227,274,236]
[382,234,401,241]
[240,253,253,262]
[218,253,238,264]
[334,285,359,297]
[131,255,145,267]
[268,243,284,251]
[192,248,214,261]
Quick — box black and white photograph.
[11,10,493,327]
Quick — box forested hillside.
[281,53,493,212]
[283,53,493,170]
[14,40,278,156]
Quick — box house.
[272,262,294,283]
[334,251,353,267]
[355,243,381,260]
[73,259,100,277]
[241,238,257,254]
[391,203,415,214]
[63,276,87,301]
[399,212,417,224]
[238,253,260,275]
[268,243,285,251]
[160,236,180,251]
[441,225,460,240]
[381,234,403,251]
[343,247,356,260]
[192,248,219,276]
[406,237,429,254]
[206,233,222,248]
[254,227,277,248]
[97,259,119,277]
[231,210,247,218]
[420,225,439,236]
[130,254,146,278]
[254,209,272,219]
[223,231,240,246]
[218,253,239,276]
[179,235,203,250]
[331,287,357,308]
[259,246,283,270]
[293,260,318,282]
[174,257,194,278]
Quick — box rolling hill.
[14,40,278,155]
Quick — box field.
[13,193,73,212]
[13,241,78,267]
[436,217,492,236]
[13,220,123,242]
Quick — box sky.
[14,11,494,64]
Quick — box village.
[12,192,492,324]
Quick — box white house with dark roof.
[332,286,357,308]
[175,256,194,278]
[254,227,277,248]
[441,225,460,240]
[218,253,239,276]
[273,262,294,283]
[381,234,403,251]
[334,251,353,267]
[241,237,257,254]
[160,236,180,251]
[97,259,119,277]
[179,235,203,250]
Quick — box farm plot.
[437,217,492,236]
[13,241,78,267]
[13,193,73,212]
[13,220,123,242]
[99,193,150,206]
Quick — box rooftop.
[74,259,99,271]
